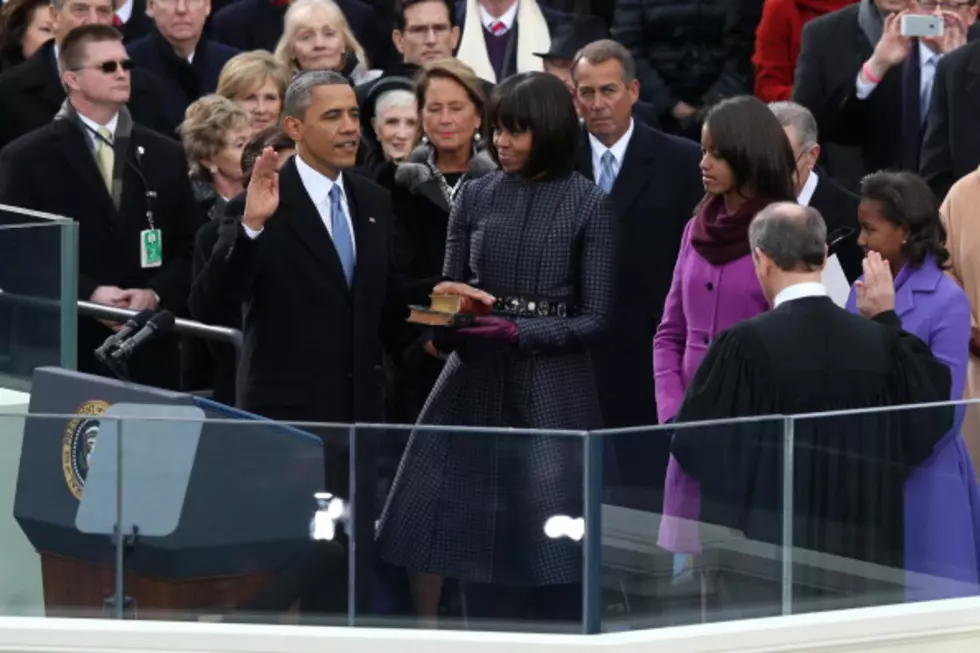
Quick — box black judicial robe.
[670,296,952,597]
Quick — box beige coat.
[940,167,980,476]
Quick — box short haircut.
[217,51,291,103]
[860,170,950,269]
[374,88,416,119]
[241,127,295,185]
[58,23,122,73]
[768,101,819,150]
[394,0,455,31]
[275,0,369,74]
[703,95,797,204]
[488,71,579,180]
[415,57,488,141]
[0,0,53,60]
[570,39,636,85]
[283,69,351,120]
[749,202,827,272]
[178,94,251,178]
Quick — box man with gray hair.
[666,200,954,615]
[769,100,863,284]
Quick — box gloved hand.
[458,316,518,344]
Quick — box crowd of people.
[1,0,979,629]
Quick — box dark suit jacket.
[808,172,863,283]
[119,0,155,43]
[920,39,980,201]
[128,30,239,137]
[0,40,169,151]
[211,0,390,70]
[576,120,702,508]
[0,117,202,389]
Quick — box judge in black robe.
[669,203,953,615]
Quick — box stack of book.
[407,294,492,327]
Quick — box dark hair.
[860,170,950,269]
[0,0,51,64]
[749,202,827,272]
[487,72,578,181]
[394,0,455,31]
[703,95,797,204]
[59,24,123,73]
[414,57,488,142]
[241,127,295,184]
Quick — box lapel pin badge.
[369,217,376,223]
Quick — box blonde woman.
[217,51,291,131]
[178,94,252,221]
[274,0,380,85]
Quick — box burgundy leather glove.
[458,316,518,344]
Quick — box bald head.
[749,202,827,272]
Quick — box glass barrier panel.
[352,423,589,634]
[594,416,792,631]
[0,213,78,392]
[784,399,980,615]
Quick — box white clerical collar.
[773,281,827,308]
[295,152,345,205]
[480,0,518,30]
[796,169,819,207]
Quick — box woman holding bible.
[376,72,616,627]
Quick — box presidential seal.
[62,400,110,500]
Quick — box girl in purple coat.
[654,96,796,555]
[846,171,980,601]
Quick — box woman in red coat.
[753,0,856,101]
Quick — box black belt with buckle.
[492,296,579,318]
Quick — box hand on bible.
[242,147,280,231]
[431,281,495,307]
[854,251,895,318]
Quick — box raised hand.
[924,10,968,54]
[867,11,913,79]
[854,251,896,318]
[242,147,280,231]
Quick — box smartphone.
[900,13,944,38]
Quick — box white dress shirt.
[796,169,819,207]
[588,118,634,186]
[77,112,119,151]
[116,0,133,23]
[773,281,828,308]
[855,40,941,117]
[244,154,356,256]
[479,0,518,32]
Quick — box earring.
[421,134,429,145]
[209,166,218,175]
[473,132,482,144]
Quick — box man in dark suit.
[0,24,201,389]
[210,0,391,71]
[127,0,238,136]
[769,100,863,283]
[572,40,703,509]
[920,37,980,200]
[793,0,978,185]
[0,0,168,150]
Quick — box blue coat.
[847,254,980,600]
[127,31,239,137]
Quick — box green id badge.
[140,229,162,268]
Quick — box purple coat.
[654,218,770,553]
[847,255,980,600]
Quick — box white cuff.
[855,69,877,100]
[242,223,263,239]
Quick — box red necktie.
[490,20,506,36]
[112,14,122,26]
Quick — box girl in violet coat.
[654,95,797,564]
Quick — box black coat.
[920,40,980,201]
[119,0,155,43]
[127,30,239,138]
[0,117,202,389]
[575,121,702,511]
[211,0,391,71]
[808,172,863,284]
[0,40,169,151]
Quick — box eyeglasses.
[71,59,135,74]
[917,0,972,10]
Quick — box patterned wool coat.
[376,171,616,586]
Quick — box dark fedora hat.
[533,16,608,61]
[363,75,415,125]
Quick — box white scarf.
[456,0,550,83]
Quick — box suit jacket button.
[703,336,709,344]
[706,282,714,291]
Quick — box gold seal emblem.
[61,400,110,500]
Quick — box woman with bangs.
[377,72,616,626]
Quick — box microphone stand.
[95,346,132,382]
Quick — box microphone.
[110,310,175,361]
[95,308,156,358]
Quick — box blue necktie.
[328,184,355,286]
[598,150,617,193]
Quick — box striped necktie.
[96,127,114,192]
[490,20,507,36]
[597,150,617,193]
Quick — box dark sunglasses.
[71,59,135,74]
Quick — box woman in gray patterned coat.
[377,71,617,627]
